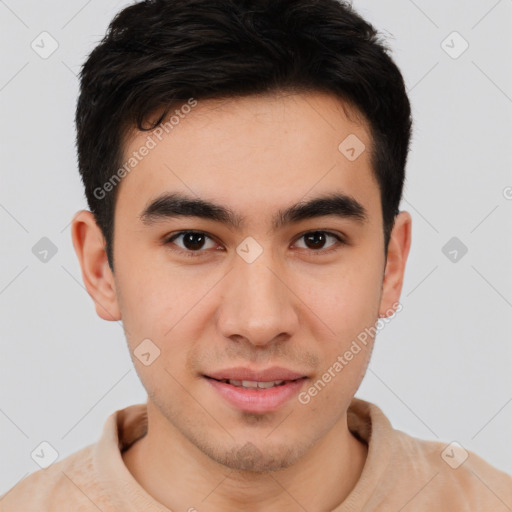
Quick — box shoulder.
[350,398,512,510]
[392,430,512,510]
[0,444,110,512]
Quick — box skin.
[71,91,411,511]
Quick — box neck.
[122,400,367,512]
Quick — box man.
[1,0,511,510]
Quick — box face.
[73,91,410,472]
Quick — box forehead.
[115,91,379,225]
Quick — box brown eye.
[295,231,342,251]
[181,232,207,250]
[166,231,217,253]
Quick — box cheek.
[115,257,216,357]
[297,255,383,332]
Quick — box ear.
[71,210,121,321]
[379,210,412,317]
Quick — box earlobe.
[379,211,412,317]
[71,210,121,321]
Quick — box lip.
[205,366,306,382]
[205,377,307,413]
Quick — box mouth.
[203,372,308,413]
[207,376,303,388]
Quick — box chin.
[207,439,305,473]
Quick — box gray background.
[1,0,511,495]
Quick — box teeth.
[226,379,286,389]
[256,380,284,389]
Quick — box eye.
[164,230,345,258]
[165,231,218,256]
[293,231,344,253]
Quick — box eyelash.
[163,230,345,258]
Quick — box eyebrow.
[139,191,368,230]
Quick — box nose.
[216,250,299,347]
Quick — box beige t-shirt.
[1,397,511,511]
